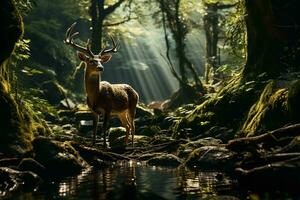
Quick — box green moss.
[0,0,34,154]
[241,81,289,136]
[173,76,265,139]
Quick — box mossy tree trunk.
[242,0,300,80]
[0,0,32,154]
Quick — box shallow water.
[7,161,244,200]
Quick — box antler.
[99,35,119,56]
[64,22,94,57]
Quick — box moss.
[0,0,23,64]
[173,76,265,139]
[0,0,35,154]
[241,81,289,136]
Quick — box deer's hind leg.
[119,112,131,145]
[128,108,136,147]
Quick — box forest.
[1,0,300,199]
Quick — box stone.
[32,137,88,176]
[147,153,182,167]
[0,167,40,195]
[17,158,46,177]
[185,146,237,170]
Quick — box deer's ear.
[77,52,88,61]
[101,54,112,63]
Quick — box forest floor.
[1,102,300,197]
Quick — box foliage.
[220,0,246,58]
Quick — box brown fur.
[84,63,139,148]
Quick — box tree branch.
[104,0,126,16]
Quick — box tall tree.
[243,0,300,79]
[90,0,132,52]
[159,0,203,90]
[203,1,235,84]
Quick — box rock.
[58,110,74,118]
[185,146,237,170]
[59,98,76,110]
[17,158,46,177]
[32,137,88,176]
[108,127,127,149]
[78,120,94,134]
[75,110,94,122]
[40,81,66,105]
[138,125,161,137]
[0,167,41,194]
[147,153,182,167]
[136,104,153,118]
[178,137,222,158]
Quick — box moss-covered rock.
[40,81,66,105]
[138,125,161,137]
[173,77,265,140]
[0,0,34,155]
[185,146,237,170]
[0,167,41,195]
[135,103,154,118]
[108,127,127,148]
[177,137,222,158]
[32,137,88,176]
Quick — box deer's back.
[91,81,138,114]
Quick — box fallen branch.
[227,123,300,151]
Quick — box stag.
[64,22,139,148]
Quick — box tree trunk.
[242,0,294,80]
[203,3,219,84]
[91,0,104,53]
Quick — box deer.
[64,22,139,149]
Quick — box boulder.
[185,146,237,170]
[17,158,46,177]
[0,167,40,195]
[32,137,88,176]
[40,81,66,105]
[136,104,154,118]
[147,153,182,167]
[178,137,222,158]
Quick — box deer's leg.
[119,113,130,145]
[128,109,136,148]
[102,112,110,149]
[92,113,99,145]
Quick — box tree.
[90,0,133,52]
[158,0,203,90]
[243,0,300,79]
[202,1,235,84]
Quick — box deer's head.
[64,22,118,73]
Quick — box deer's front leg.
[102,112,110,149]
[92,113,99,145]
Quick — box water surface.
[8,161,243,199]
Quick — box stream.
[6,161,244,200]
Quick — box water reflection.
[12,161,240,200]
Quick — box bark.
[242,0,300,79]
[90,0,126,53]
